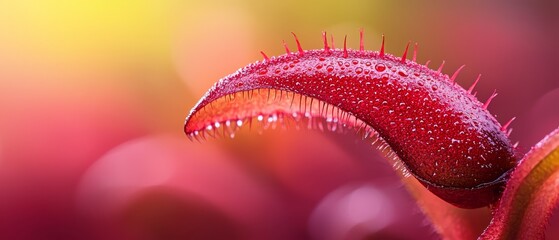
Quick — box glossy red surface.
[185,48,517,208]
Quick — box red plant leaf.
[480,127,559,239]
[183,32,517,208]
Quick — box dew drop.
[432,85,438,91]
[355,67,363,74]
[236,119,243,127]
[398,70,408,77]
[352,60,359,65]
[326,65,334,72]
[381,74,389,80]
[316,63,323,69]
[375,63,386,72]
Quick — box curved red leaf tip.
[425,60,431,67]
[322,31,330,53]
[291,32,304,55]
[481,127,559,240]
[184,32,517,208]
[359,29,365,52]
[330,34,335,49]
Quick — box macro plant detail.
[184,31,559,239]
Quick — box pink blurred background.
[0,1,558,239]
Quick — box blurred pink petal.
[78,134,292,239]
[310,182,436,240]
